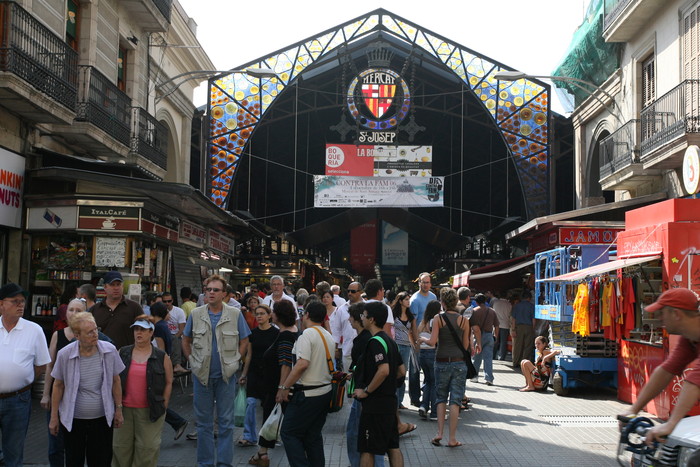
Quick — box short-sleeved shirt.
[492,299,512,329]
[166,306,186,335]
[183,307,251,379]
[512,300,535,326]
[293,325,334,397]
[661,336,700,387]
[469,306,499,334]
[365,299,395,325]
[92,297,143,348]
[0,317,51,393]
[351,329,373,371]
[263,330,297,389]
[330,302,358,356]
[153,320,172,355]
[356,331,402,414]
[409,291,437,325]
[262,293,296,309]
[181,301,196,318]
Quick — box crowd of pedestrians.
[0,270,547,467]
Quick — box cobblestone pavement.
[18,360,631,466]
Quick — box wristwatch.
[116,404,123,409]
[278,385,289,390]
[363,387,371,394]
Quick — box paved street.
[19,360,629,466]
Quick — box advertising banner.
[325,144,432,177]
[0,148,25,228]
[382,221,408,266]
[314,175,444,208]
[350,220,377,277]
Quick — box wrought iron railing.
[640,80,700,156]
[151,0,172,23]
[76,66,131,146]
[131,107,167,169]
[603,0,634,31]
[600,119,639,180]
[0,1,78,110]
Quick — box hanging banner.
[350,220,377,277]
[325,144,432,177]
[314,175,444,208]
[382,221,408,266]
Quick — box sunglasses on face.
[348,290,360,293]
[163,299,173,303]
[205,287,222,293]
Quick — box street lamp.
[155,67,277,103]
[493,70,622,123]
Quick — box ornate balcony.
[599,119,659,190]
[131,106,168,170]
[640,80,700,169]
[0,1,77,123]
[603,0,667,42]
[76,66,131,146]
[121,0,172,31]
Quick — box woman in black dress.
[239,304,279,448]
[248,300,298,466]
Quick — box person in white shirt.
[0,283,51,466]
[262,276,296,309]
[330,282,362,372]
[162,292,188,374]
[331,285,346,308]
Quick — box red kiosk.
[617,198,700,419]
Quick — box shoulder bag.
[441,313,478,380]
[311,326,346,413]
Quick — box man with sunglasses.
[331,282,364,373]
[0,283,51,467]
[182,274,250,467]
[162,292,188,374]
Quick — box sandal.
[399,423,417,436]
[248,452,270,467]
[430,437,442,446]
[238,439,257,447]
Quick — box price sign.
[94,237,126,268]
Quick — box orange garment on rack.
[601,281,618,340]
[572,283,590,337]
[589,278,600,332]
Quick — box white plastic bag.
[259,402,283,442]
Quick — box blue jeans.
[472,332,495,383]
[242,397,258,443]
[346,399,384,467]
[165,408,188,431]
[46,409,65,466]
[435,361,467,406]
[419,348,437,416]
[396,344,412,406]
[494,328,510,360]
[281,389,331,467]
[193,376,237,467]
[0,390,31,467]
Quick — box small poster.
[94,237,126,268]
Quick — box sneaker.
[470,377,479,383]
[485,381,493,386]
[186,431,197,441]
[174,421,188,440]
[418,407,427,419]
[429,414,438,421]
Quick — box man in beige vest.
[183,274,250,467]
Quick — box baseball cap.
[0,283,29,300]
[103,271,123,284]
[645,288,700,313]
[130,319,154,330]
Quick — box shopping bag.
[233,385,247,427]
[259,402,283,442]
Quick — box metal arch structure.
[206,8,551,219]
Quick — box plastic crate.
[535,304,573,322]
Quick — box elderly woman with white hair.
[49,311,125,466]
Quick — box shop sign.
[381,221,408,266]
[208,230,234,255]
[559,227,622,245]
[180,220,207,247]
[314,175,443,208]
[26,206,78,230]
[683,146,700,195]
[0,148,25,228]
[78,205,140,231]
[325,144,432,177]
[141,209,179,242]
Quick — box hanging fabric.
[589,277,600,332]
[572,282,590,336]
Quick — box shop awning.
[540,254,662,283]
[469,258,536,280]
[451,255,535,287]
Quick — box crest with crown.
[360,45,397,119]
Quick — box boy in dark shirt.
[353,301,405,467]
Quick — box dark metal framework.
[76,65,131,146]
[207,8,551,223]
[131,106,168,169]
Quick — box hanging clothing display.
[588,278,600,333]
[572,283,590,336]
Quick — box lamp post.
[493,71,623,124]
[155,67,277,103]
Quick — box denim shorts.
[434,361,467,406]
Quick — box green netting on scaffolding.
[552,0,621,106]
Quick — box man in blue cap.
[92,271,143,348]
[0,283,51,467]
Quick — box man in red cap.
[619,287,700,444]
